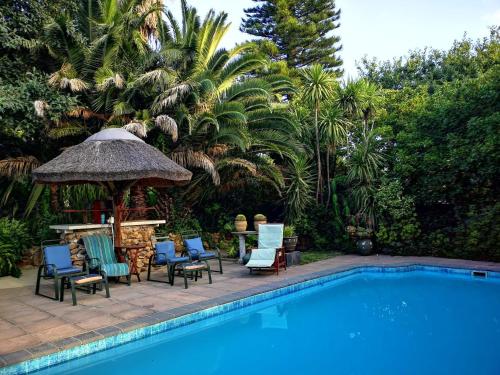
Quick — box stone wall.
[56,225,157,272]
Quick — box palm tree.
[23,1,299,211]
[300,64,334,203]
[335,78,383,135]
[127,3,298,200]
[347,130,385,228]
[284,156,314,222]
[320,103,351,206]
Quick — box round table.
[231,231,257,263]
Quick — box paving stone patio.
[0,255,499,368]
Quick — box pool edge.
[2,263,500,374]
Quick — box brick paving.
[0,255,499,368]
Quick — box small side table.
[61,274,110,306]
[120,243,146,282]
[231,231,257,264]
[178,261,212,289]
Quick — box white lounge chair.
[246,224,286,275]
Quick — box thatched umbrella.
[32,128,192,249]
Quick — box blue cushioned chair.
[147,237,189,284]
[35,240,86,301]
[181,231,223,274]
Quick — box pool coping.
[2,260,500,374]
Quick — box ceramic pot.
[254,220,266,232]
[357,239,373,255]
[235,220,247,232]
[283,236,298,253]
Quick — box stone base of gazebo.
[49,220,165,272]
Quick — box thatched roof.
[32,128,192,186]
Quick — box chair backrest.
[82,234,117,265]
[183,237,206,257]
[155,241,175,262]
[180,230,200,240]
[257,224,284,249]
[43,244,72,274]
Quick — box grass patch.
[300,251,341,265]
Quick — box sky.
[167,0,500,77]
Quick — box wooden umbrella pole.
[113,190,125,260]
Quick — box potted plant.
[253,214,267,232]
[283,225,298,253]
[234,214,247,232]
[356,227,373,255]
[346,225,357,237]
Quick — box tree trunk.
[326,146,331,208]
[331,143,337,182]
[314,104,322,203]
[113,191,124,251]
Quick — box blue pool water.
[31,270,500,374]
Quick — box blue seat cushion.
[199,251,217,260]
[156,256,189,265]
[55,267,83,276]
[44,245,74,275]
[183,237,206,258]
[102,263,129,277]
[155,256,190,265]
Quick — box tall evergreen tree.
[240,0,342,72]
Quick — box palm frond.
[48,124,87,139]
[0,157,41,178]
[123,121,148,138]
[34,100,49,117]
[134,68,175,90]
[170,150,220,185]
[154,115,178,141]
[152,83,192,113]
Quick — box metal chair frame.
[147,236,189,284]
[180,231,223,274]
[35,240,87,301]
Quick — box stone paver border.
[1,255,499,371]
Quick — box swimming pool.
[6,266,500,374]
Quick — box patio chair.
[181,231,223,274]
[82,234,131,285]
[147,237,189,284]
[246,224,286,275]
[35,240,86,301]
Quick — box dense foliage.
[0,218,31,276]
[360,29,500,260]
[0,1,498,272]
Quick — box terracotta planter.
[235,220,247,232]
[254,220,266,232]
[283,236,298,253]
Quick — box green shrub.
[218,238,239,258]
[284,225,295,237]
[0,217,31,277]
[245,234,258,250]
[374,178,421,254]
[294,205,351,252]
